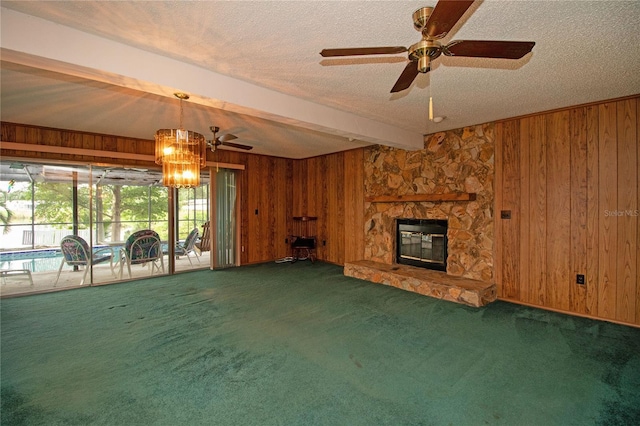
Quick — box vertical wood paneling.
[15,125,26,144]
[292,160,305,219]
[283,158,294,259]
[245,155,262,264]
[597,102,618,318]
[500,120,520,299]
[239,167,250,265]
[570,107,588,314]
[327,154,338,262]
[616,99,637,323]
[328,153,345,264]
[546,111,572,311]
[265,157,276,260]
[585,105,600,315]
[344,149,364,263]
[71,133,85,159]
[637,98,640,324]
[519,118,531,303]
[495,96,638,326]
[1,122,16,141]
[319,155,329,261]
[291,148,366,265]
[25,127,40,150]
[43,129,61,147]
[234,154,292,264]
[307,158,319,216]
[529,115,547,305]
[494,123,504,293]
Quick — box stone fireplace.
[344,124,497,307]
[362,124,495,283]
[396,219,447,271]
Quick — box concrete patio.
[1,252,209,297]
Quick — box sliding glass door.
[175,177,210,272]
[1,159,213,297]
[92,166,170,281]
[213,168,238,268]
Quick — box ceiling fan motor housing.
[409,39,442,73]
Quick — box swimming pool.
[0,249,64,273]
[0,246,117,273]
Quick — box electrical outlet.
[576,274,585,285]
[500,210,511,219]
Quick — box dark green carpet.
[1,262,639,425]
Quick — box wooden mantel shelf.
[365,193,476,203]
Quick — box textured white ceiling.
[1,1,640,159]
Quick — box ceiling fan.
[207,126,253,152]
[320,0,535,93]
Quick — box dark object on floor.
[290,216,317,262]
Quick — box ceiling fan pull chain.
[429,96,433,122]
[428,74,434,122]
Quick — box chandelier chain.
[179,99,184,129]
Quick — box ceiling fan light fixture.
[418,56,431,74]
[154,93,206,188]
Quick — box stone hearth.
[344,260,496,307]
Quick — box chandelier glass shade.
[154,93,206,188]
[155,128,206,188]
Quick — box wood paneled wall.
[495,96,639,326]
[292,149,365,265]
[214,150,293,264]
[1,122,155,167]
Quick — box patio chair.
[195,221,211,254]
[119,229,165,279]
[173,228,200,265]
[55,235,114,286]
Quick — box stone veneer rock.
[363,123,495,283]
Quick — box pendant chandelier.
[155,93,206,188]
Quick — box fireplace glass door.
[396,219,447,271]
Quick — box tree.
[31,182,92,228]
[11,181,168,238]
[0,190,13,234]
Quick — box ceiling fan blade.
[221,141,253,151]
[320,46,407,57]
[425,0,474,39]
[217,133,238,143]
[444,40,535,59]
[390,61,421,93]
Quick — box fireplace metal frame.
[396,218,448,272]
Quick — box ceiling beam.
[1,7,424,150]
